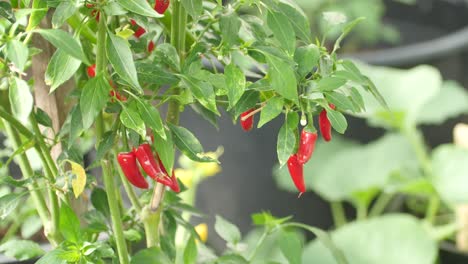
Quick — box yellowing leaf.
[70,161,86,198]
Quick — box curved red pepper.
[319,104,335,142]
[297,129,318,164]
[155,156,180,193]
[87,64,96,78]
[134,143,166,180]
[287,154,305,194]
[134,26,146,38]
[154,0,170,14]
[148,41,155,53]
[240,109,255,131]
[117,152,149,189]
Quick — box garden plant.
[0,0,388,263]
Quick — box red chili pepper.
[148,41,155,53]
[134,143,166,180]
[240,109,255,131]
[117,152,149,189]
[91,9,100,22]
[109,90,127,102]
[154,0,170,14]
[85,3,94,8]
[287,154,305,195]
[87,64,96,78]
[134,26,146,38]
[155,156,180,193]
[297,129,318,164]
[319,104,335,142]
[130,19,137,26]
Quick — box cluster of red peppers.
[239,104,335,196]
[117,143,180,192]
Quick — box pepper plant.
[0,0,385,263]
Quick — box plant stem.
[144,0,187,248]
[369,192,393,217]
[95,6,129,262]
[0,108,33,138]
[101,160,129,264]
[1,121,50,226]
[330,201,347,228]
[356,203,367,220]
[403,124,440,223]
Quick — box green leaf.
[6,39,28,72]
[106,32,142,92]
[0,192,26,219]
[183,235,198,264]
[303,215,437,264]
[258,97,283,128]
[79,75,110,130]
[277,2,311,43]
[294,45,319,78]
[219,12,241,47]
[317,77,347,92]
[135,62,179,86]
[325,92,356,112]
[326,108,347,134]
[277,112,298,166]
[153,131,174,176]
[136,100,166,139]
[131,247,172,264]
[9,77,33,123]
[168,124,217,163]
[36,249,67,264]
[59,203,81,243]
[216,254,248,264]
[52,0,78,28]
[233,90,260,118]
[417,81,468,125]
[332,17,365,54]
[27,1,47,30]
[214,215,241,244]
[36,29,89,64]
[45,49,81,92]
[225,63,246,109]
[278,230,302,264]
[0,2,16,23]
[154,43,180,72]
[91,187,110,217]
[349,87,365,112]
[116,0,162,18]
[181,0,203,19]
[181,76,219,116]
[266,55,298,103]
[69,105,83,143]
[267,10,296,55]
[95,131,116,163]
[432,144,468,204]
[120,104,146,138]
[35,108,52,128]
[0,239,44,261]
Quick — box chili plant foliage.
[0,0,384,263]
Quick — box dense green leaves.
[36,29,89,64]
[80,75,110,130]
[181,76,219,116]
[45,49,81,92]
[116,0,162,18]
[153,131,175,175]
[59,203,81,243]
[168,124,217,163]
[106,32,142,92]
[294,45,319,78]
[131,247,172,264]
[154,43,180,72]
[136,100,166,139]
[0,1,15,23]
[52,0,78,28]
[135,62,179,86]
[279,230,302,264]
[277,112,298,166]
[9,77,33,123]
[183,235,198,264]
